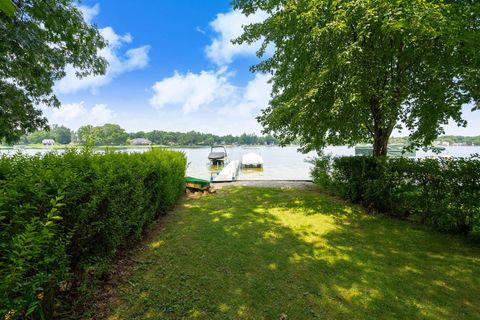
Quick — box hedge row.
[0,149,186,319]
[312,155,480,235]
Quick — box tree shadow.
[109,187,480,320]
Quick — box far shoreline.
[1,143,480,150]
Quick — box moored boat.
[241,152,264,168]
[208,145,228,165]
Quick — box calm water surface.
[172,146,318,180]
[1,145,479,180]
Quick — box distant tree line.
[127,130,277,146]
[10,123,479,147]
[13,123,278,146]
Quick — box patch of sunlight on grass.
[288,252,304,264]
[399,265,422,275]
[218,303,230,312]
[338,283,380,301]
[263,230,280,241]
[237,305,248,317]
[343,207,353,214]
[427,253,446,260]
[416,302,451,319]
[221,212,233,218]
[188,308,203,318]
[268,207,337,238]
[148,240,164,249]
[432,280,455,291]
[335,285,361,301]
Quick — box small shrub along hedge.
[0,149,186,319]
[312,155,480,235]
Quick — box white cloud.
[150,68,271,121]
[124,46,150,70]
[100,26,132,47]
[90,104,114,125]
[52,102,87,121]
[49,102,115,129]
[205,10,269,65]
[150,68,235,113]
[219,73,272,116]
[55,5,150,94]
[77,3,100,24]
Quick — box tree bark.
[370,96,390,157]
[373,129,389,157]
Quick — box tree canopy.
[0,0,106,143]
[76,124,127,146]
[21,124,72,144]
[233,0,480,155]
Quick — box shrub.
[312,156,480,235]
[0,149,186,319]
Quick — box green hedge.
[0,149,186,319]
[312,155,480,235]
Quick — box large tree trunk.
[373,129,389,156]
[370,96,391,157]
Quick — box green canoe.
[185,176,210,189]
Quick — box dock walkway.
[211,160,240,182]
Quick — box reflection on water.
[240,167,265,180]
[1,145,479,181]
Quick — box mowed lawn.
[107,187,480,320]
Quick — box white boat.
[208,145,228,165]
[212,160,240,182]
[241,152,264,168]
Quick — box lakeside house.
[129,138,152,145]
[42,139,55,146]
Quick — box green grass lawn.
[106,187,480,320]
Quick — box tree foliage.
[0,0,106,143]
[233,0,480,155]
[77,123,128,146]
[23,124,72,144]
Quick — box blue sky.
[45,0,480,136]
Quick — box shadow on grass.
[109,187,480,320]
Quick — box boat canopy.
[241,153,264,166]
[208,146,227,160]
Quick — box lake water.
[173,146,318,181]
[1,145,479,181]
